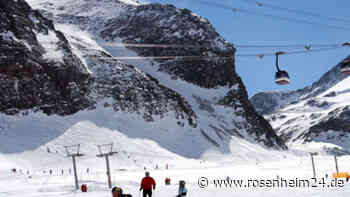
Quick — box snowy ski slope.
[1,152,350,197]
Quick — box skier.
[140,171,156,197]
[177,180,188,197]
[81,184,87,192]
[112,186,132,197]
[165,177,171,185]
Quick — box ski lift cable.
[241,0,350,24]
[92,55,231,61]
[102,43,345,49]
[88,46,345,60]
[236,46,346,58]
[0,43,349,62]
[190,0,350,31]
[235,7,350,31]
[0,42,347,49]
[235,44,342,49]
[122,150,174,159]
[0,46,346,63]
[104,45,348,59]
[102,43,205,48]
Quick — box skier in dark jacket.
[140,172,156,197]
[177,180,187,197]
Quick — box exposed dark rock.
[101,3,235,89]
[307,107,350,136]
[0,0,92,116]
[324,91,337,97]
[193,95,215,113]
[309,113,322,120]
[218,78,286,148]
[200,129,220,147]
[305,99,330,108]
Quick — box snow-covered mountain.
[251,56,350,153]
[251,56,349,115]
[0,0,286,169]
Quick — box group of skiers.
[112,171,185,197]
[111,171,187,197]
[139,171,187,197]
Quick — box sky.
[144,0,350,97]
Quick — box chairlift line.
[93,55,228,61]
[88,46,345,61]
[235,44,342,49]
[236,46,346,58]
[0,42,347,50]
[1,45,350,84]
[233,7,350,31]
[102,43,205,48]
[0,43,349,63]
[190,0,350,31]
[242,0,350,24]
[0,46,346,63]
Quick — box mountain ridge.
[0,0,286,163]
[251,56,350,153]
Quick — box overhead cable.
[0,43,349,62]
[1,42,347,49]
[242,0,350,24]
[236,46,346,58]
[189,0,350,31]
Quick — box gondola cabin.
[340,59,350,75]
[275,70,290,85]
[274,52,290,85]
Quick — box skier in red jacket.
[140,171,156,197]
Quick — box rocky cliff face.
[97,3,284,147]
[101,4,235,89]
[77,47,196,126]
[1,0,286,153]
[0,0,92,115]
[1,0,195,126]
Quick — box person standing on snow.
[140,171,156,197]
[177,180,188,197]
